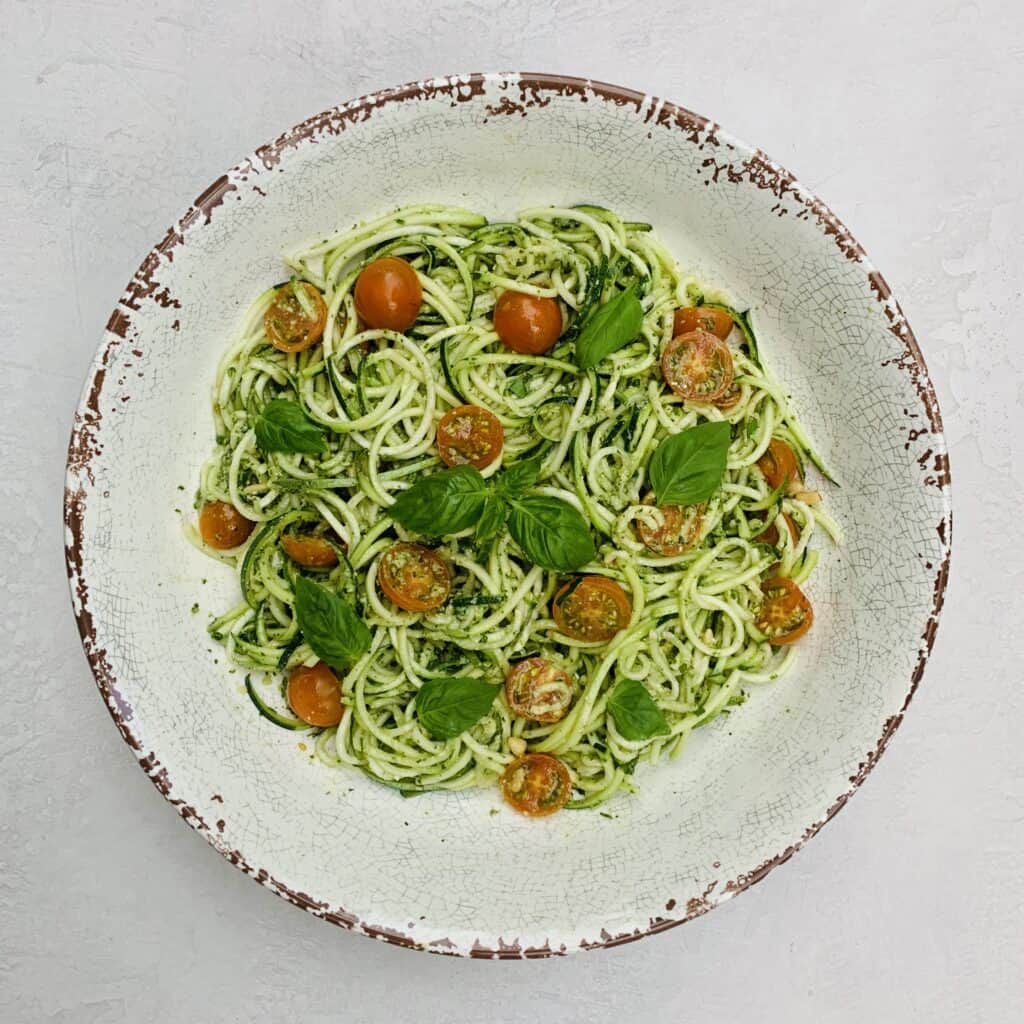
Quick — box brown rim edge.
[64,71,952,958]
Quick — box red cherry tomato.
[354,257,423,332]
[493,291,563,355]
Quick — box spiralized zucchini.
[189,203,838,808]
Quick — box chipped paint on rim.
[65,72,951,957]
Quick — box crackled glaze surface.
[64,73,950,957]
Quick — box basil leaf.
[607,678,670,740]
[293,575,371,671]
[416,676,499,739]
[648,421,731,506]
[507,496,596,571]
[575,284,644,370]
[476,493,508,544]
[389,466,488,536]
[498,455,542,497]
[254,399,328,455]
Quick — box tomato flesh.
[199,501,254,550]
[505,657,574,724]
[493,291,563,355]
[755,576,813,645]
[436,404,504,470]
[264,281,327,353]
[757,512,798,547]
[354,256,422,332]
[661,330,734,402]
[281,532,339,569]
[757,438,800,491]
[378,542,451,612]
[500,753,572,816]
[287,662,345,727]
[636,494,705,556]
[552,575,631,643]
[672,305,733,340]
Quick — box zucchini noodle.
[191,203,834,809]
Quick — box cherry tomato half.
[287,662,345,727]
[505,657,574,724]
[757,438,800,491]
[755,576,813,646]
[436,404,504,470]
[281,532,339,569]
[353,256,422,332]
[198,501,254,550]
[500,753,572,816]
[378,542,451,613]
[493,291,563,355]
[661,330,734,402]
[636,494,705,556]
[552,575,631,643]
[264,281,328,353]
[672,305,733,340]
[757,512,798,547]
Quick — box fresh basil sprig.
[497,455,542,497]
[574,284,644,370]
[506,496,596,571]
[389,465,489,535]
[253,399,327,455]
[607,678,670,740]
[648,421,731,506]
[293,576,370,671]
[388,458,595,572]
[416,676,499,739]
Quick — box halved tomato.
[672,305,733,340]
[505,657,574,724]
[287,662,345,727]
[499,753,572,816]
[552,575,631,643]
[378,542,451,612]
[755,576,813,645]
[281,532,339,569]
[436,404,504,470]
[757,438,800,491]
[198,501,254,550]
[661,330,734,402]
[636,494,705,556]
[264,281,328,353]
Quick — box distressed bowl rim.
[64,71,952,958]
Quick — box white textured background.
[2,1,1022,1021]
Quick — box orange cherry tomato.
[264,281,328,353]
[552,575,631,643]
[757,438,801,491]
[672,305,733,340]
[287,662,345,727]
[636,494,705,556]
[505,657,574,724]
[661,330,734,402]
[500,753,572,816]
[198,501,254,550]
[755,576,813,646]
[757,512,798,547]
[353,256,422,332]
[280,532,339,569]
[378,542,451,612]
[493,290,563,355]
[436,404,504,470]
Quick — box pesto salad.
[188,203,838,815]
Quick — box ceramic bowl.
[65,73,951,956]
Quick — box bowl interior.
[67,74,949,955]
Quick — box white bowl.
[65,73,951,957]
